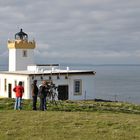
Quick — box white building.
[0,29,96,100]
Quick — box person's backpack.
[38,86,46,98]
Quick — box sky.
[0,0,140,66]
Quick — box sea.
[1,64,140,104]
[64,64,140,104]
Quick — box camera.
[47,82,57,92]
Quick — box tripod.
[48,88,57,105]
[47,86,62,106]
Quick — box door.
[8,84,12,98]
[57,85,68,100]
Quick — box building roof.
[0,70,96,76]
[31,64,59,66]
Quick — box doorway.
[57,85,68,100]
[8,84,12,98]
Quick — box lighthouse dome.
[15,29,28,40]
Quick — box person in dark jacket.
[31,80,38,110]
[38,80,48,111]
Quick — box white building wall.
[30,74,95,100]
[43,74,95,100]
[0,73,96,100]
[68,75,95,100]
[9,49,16,71]
[0,74,29,99]
[9,49,34,71]
[26,77,32,99]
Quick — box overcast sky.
[0,0,140,66]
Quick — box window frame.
[74,79,82,95]
[4,79,7,92]
[23,50,27,57]
[14,80,17,86]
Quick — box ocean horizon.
[61,63,140,104]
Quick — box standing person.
[13,81,24,110]
[38,80,48,111]
[31,80,38,110]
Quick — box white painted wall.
[9,49,16,71]
[9,49,34,71]
[68,75,95,100]
[0,73,96,100]
[38,74,96,100]
[0,74,29,99]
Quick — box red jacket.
[13,85,24,98]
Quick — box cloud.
[0,0,140,65]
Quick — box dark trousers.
[40,97,47,111]
[32,96,37,110]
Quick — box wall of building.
[9,49,16,71]
[0,73,96,100]
[0,74,29,99]
[68,75,95,100]
[9,49,34,71]
[30,74,95,100]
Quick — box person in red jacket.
[13,81,24,110]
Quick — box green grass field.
[0,98,140,140]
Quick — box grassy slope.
[0,98,140,140]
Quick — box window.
[22,81,24,87]
[0,79,1,91]
[4,79,7,92]
[23,50,27,57]
[74,79,82,95]
[22,81,25,96]
[14,80,17,86]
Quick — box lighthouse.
[0,29,96,100]
[8,29,36,71]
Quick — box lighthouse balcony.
[8,40,35,49]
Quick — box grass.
[0,98,140,140]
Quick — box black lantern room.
[15,29,28,40]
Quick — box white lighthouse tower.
[8,29,36,71]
